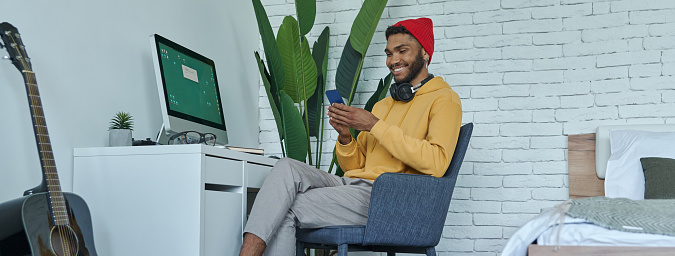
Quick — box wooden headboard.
[568,134,604,199]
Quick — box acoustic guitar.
[0,22,98,256]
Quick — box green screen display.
[158,42,223,126]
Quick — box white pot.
[109,129,132,147]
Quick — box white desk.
[72,145,276,256]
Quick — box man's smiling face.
[385,33,428,84]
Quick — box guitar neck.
[1,22,69,226]
[23,71,69,226]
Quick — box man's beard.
[394,50,426,84]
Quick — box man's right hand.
[328,104,353,145]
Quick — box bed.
[501,124,675,256]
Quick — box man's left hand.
[327,103,380,132]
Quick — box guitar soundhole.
[49,225,80,256]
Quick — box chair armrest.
[362,172,457,247]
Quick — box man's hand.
[329,116,352,145]
[327,103,380,144]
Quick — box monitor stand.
[156,124,171,145]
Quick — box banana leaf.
[295,0,315,37]
[349,0,388,55]
[334,0,387,104]
[307,27,330,168]
[278,16,318,103]
[305,27,330,137]
[280,92,309,161]
[255,52,284,140]
[252,0,285,91]
[335,37,362,105]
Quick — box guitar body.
[23,193,97,256]
[0,193,97,256]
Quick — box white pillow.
[605,130,675,200]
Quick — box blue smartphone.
[325,89,345,105]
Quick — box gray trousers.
[243,158,373,255]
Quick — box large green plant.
[253,0,388,169]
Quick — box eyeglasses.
[168,131,217,146]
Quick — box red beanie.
[393,17,434,65]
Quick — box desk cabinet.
[73,145,276,256]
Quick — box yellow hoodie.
[336,76,462,181]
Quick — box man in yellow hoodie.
[240,17,462,256]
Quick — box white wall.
[0,1,260,203]
[259,0,675,255]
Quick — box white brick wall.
[257,0,675,255]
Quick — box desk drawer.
[204,156,243,186]
[247,162,273,189]
[204,190,242,256]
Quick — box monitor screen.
[150,34,228,145]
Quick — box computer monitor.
[150,34,228,145]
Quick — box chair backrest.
[443,123,473,179]
[360,123,473,247]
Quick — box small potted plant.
[109,111,134,147]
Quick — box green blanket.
[567,196,675,236]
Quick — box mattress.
[501,212,675,256]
